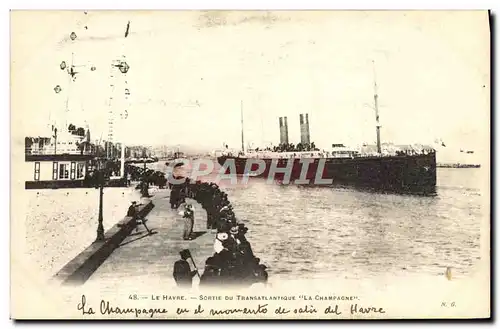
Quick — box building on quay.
[24,125,127,189]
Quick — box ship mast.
[240,100,245,153]
[372,60,382,154]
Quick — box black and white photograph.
[10,10,490,319]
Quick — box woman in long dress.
[181,204,195,240]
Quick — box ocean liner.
[217,69,437,195]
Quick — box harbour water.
[232,168,484,281]
[29,160,484,283]
[156,162,484,282]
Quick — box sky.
[11,11,490,163]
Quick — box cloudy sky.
[11,11,489,162]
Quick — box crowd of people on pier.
[124,164,168,189]
[122,163,268,288]
[170,177,269,288]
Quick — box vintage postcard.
[10,10,490,319]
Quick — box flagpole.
[372,60,382,155]
[240,100,245,154]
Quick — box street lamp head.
[118,61,130,74]
[60,61,67,70]
[91,66,96,71]
[70,32,77,41]
[54,85,62,93]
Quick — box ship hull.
[217,153,437,195]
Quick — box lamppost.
[95,158,109,242]
[141,159,150,198]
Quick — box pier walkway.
[86,189,215,288]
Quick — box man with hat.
[173,250,198,288]
[229,226,241,246]
[236,223,254,259]
[216,206,234,232]
[199,257,221,287]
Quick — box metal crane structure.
[53,13,131,178]
[52,15,97,155]
[106,21,131,177]
[106,54,130,176]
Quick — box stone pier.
[85,189,215,287]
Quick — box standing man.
[170,183,180,209]
[173,250,198,289]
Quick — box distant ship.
[217,145,436,195]
[435,149,481,168]
[216,67,437,195]
[437,163,481,168]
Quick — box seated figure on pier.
[127,201,137,217]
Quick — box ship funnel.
[299,113,311,145]
[279,116,289,145]
[284,116,289,144]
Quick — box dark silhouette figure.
[127,201,152,234]
[199,257,221,287]
[170,185,181,209]
[173,250,198,289]
[127,201,137,217]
